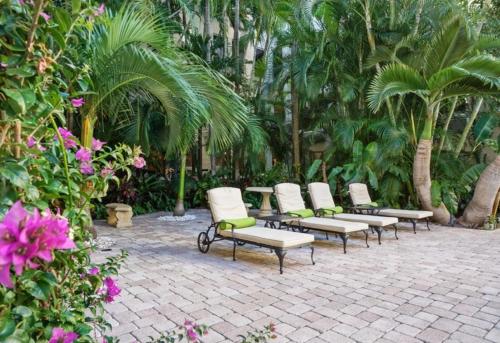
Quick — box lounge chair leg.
[274,248,286,274]
[339,233,348,254]
[310,246,315,265]
[371,227,375,234]
[363,230,370,248]
[411,219,417,234]
[394,224,398,240]
[325,232,329,240]
[233,240,237,261]
[426,218,431,230]
[373,226,382,245]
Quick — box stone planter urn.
[106,203,133,228]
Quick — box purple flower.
[57,128,73,140]
[0,62,7,68]
[187,328,199,341]
[75,147,91,162]
[49,327,78,343]
[40,12,51,22]
[91,138,105,151]
[27,136,36,148]
[0,202,75,288]
[54,128,78,149]
[133,156,146,169]
[101,277,121,303]
[100,166,114,177]
[95,3,105,16]
[80,161,94,175]
[88,267,99,275]
[70,98,85,108]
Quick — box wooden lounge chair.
[274,183,370,253]
[198,187,315,274]
[308,182,399,242]
[348,183,433,234]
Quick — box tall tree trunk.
[81,115,94,148]
[204,0,216,176]
[233,0,240,92]
[197,128,203,178]
[364,0,396,126]
[454,98,483,158]
[389,0,395,30]
[412,0,424,36]
[291,49,300,178]
[174,150,187,216]
[413,111,451,225]
[458,155,500,227]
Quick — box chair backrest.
[207,187,248,222]
[308,182,335,210]
[274,183,306,214]
[349,183,372,205]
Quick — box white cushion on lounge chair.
[349,183,372,206]
[349,183,433,220]
[308,182,336,209]
[274,183,306,213]
[218,226,314,248]
[334,213,398,226]
[207,187,248,223]
[377,209,433,219]
[292,217,368,233]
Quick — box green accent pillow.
[287,209,315,218]
[219,217,256,230]
[321,206,344,215]
[369,202,379,207]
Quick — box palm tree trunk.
[458,155,500,227]
[389,0,395,30]
[291,59,300,178]
[412,0,424,36]
[413,112,451,225]
[454,98,483,158]
[364,0,396,126]
[233,0,240,92]
[174,150,187,216]
[204,1,216,176]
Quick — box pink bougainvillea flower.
[88,266,99,275]
[95,3,105,16]
[91,138,105,151]
[75,147,91,162]
[0,202,75,288]
[40,12,51,22]
[70,97,85,108]
[80,161,94,175]
[27,136,36,148]
[133,156,146,169]
[57,128,72,139]
[49,327,78,343]
[54,128,78,149]
[101,277,121,303]
[100,166,114,177]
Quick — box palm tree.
[368,15,500,224]
[79,4,259,216]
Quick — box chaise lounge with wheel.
[308,182,399,242]
[274,183,370,253]
[197,187,316,274]
[348,183,433,234]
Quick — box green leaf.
[5,66,35,78]
[0,163,30,188]
[12,306,32,318]
[72,0,81,15]
[306,159,322,181]
[431,181,442,207]
[53,8,71,32]
[367,168,378,190]
[0,317,15,340]
[1,88,26,114]
[473,113,498,143]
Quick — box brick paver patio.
[94,210,500,343]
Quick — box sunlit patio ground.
[94,210,500,343]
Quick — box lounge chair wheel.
[237,241,246,246]
[298,227,310,233]
[197,232,210,253]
